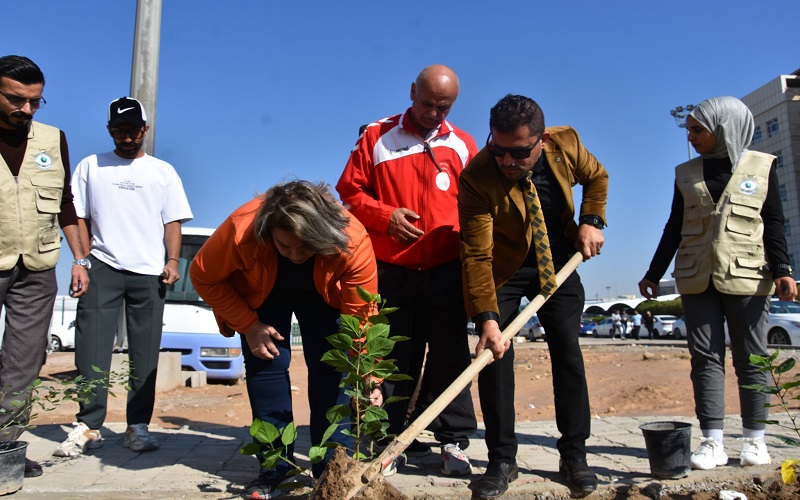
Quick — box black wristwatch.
[579,215,605,230]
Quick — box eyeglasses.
[109,128,145,140]
[486,131,543,159]
[0,89,46,110]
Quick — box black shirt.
[520,153,571,269]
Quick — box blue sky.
[4,0,797,301]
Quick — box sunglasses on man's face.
[485,132,542,159]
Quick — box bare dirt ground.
[33,340,799,430]
[31,340,800,499]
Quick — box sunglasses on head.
[486,131,543,159]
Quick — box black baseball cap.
[108,97,147,127]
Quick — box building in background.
[741,69,800,268]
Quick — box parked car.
[765,301,800,345]
[592,317,617,338]
[651,315,679,338]
[49,320,76,352]
[579,319,596,336]
[519,315,546,341]
[671,317,686,339]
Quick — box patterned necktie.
[523,172,557,294]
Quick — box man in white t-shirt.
[54,97,193,458]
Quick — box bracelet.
[167,257,180,263]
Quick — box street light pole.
[670,104,695,160]
[130,0,162,156]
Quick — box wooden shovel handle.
[352,252,584,493]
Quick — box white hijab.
[688,96,754,171]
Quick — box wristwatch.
[773,263,793,276]
[579,215,605,230]
[72,258,92,270]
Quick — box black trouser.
[480,264,590,463]
[378,259,476,448]
[75,257,165,428]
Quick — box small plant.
[241,287,409,484]
[743,350,800,484]
[1,364,131,445]
[320,286,410,459]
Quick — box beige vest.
[0,121,65,271]
[672,151,775,296]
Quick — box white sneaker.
[382,453,406,477]
[53,422,104,457]
[124,423,160,452]
[739,438,771,466]
[441,443,472,476]
[691,437,728,470]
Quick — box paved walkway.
[11,414,796,499]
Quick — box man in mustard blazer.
[459,94,608,499]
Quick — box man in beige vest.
[0,55,88,477]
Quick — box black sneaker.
[405,439,433,457]
[245,471,284,500]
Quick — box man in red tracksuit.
[336,64,478,477]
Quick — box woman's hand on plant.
[244,321,284,360]
[368,385,383,406]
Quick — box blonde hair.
[254,180,349,255]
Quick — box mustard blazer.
[458,126,609,318]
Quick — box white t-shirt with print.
[72,151,193,275]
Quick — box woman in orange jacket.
[190,180,378,499]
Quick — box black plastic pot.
[640,421,692,479]
[0,440,27,495]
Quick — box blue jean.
[243,289,350,478]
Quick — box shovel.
[330,252,584,500]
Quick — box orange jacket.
[189,196,378,336]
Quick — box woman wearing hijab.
[190,180,379,499]
[638,96,797,470]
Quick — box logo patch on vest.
[34,152,52,170]
[739,179,758,195]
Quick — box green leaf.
[371,360,399,379]
[326,333,355,351]
[320,423,339,444]
[777,435,800,447]
[385,373,413,382]
[368,314,389,325]
[321,350,352,371]
[357,286,375,304]
[757,419,780,425]
[326,404,351,424]
[309,445,328,463]
[781,380,800,390]
[261,449,283,470]
[776,358,796,374]
[281,422,297,446]
[339,315,362,336]
[389,335,410,342]
[742,384,780,394]
[250,419,280,444]
[380,307,399,315]
[363,406,388,422]
[354,451,368,460]
[365,338,394,358]
[240,443,261,455]
[383,395,409,405]
[366,323,390,341]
